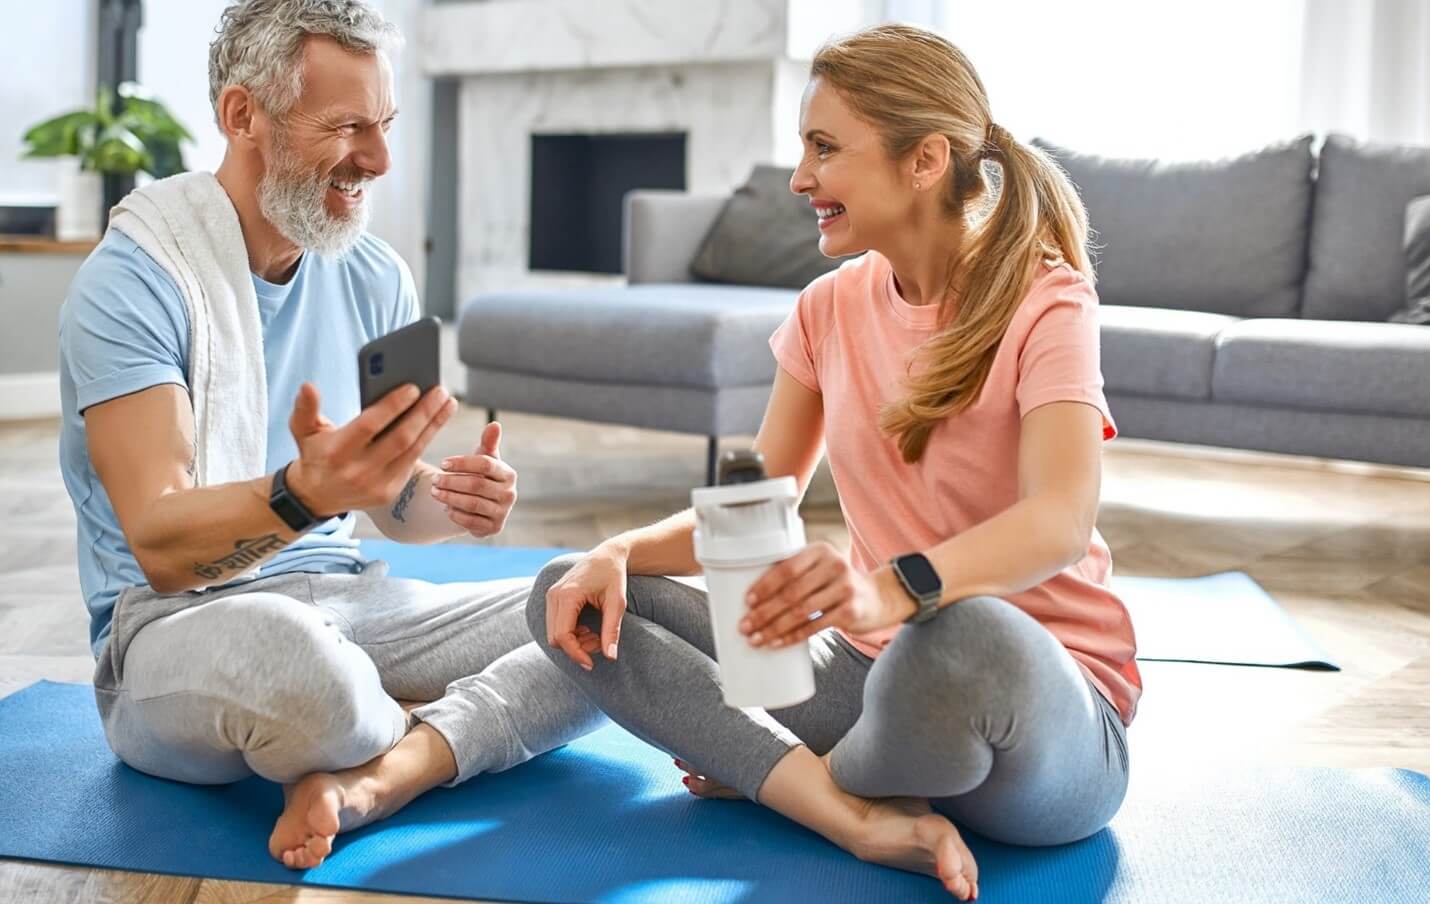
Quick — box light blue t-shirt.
[58,229,419,656]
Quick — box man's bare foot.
[269,772,380,870]
[268,724,458,870]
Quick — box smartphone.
[358,316,442,412]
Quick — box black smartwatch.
[269,462,325,533]
[891,552,943,624]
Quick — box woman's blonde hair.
[810,24,1092,463]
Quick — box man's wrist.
[284,460,332,520]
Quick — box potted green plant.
[20,82,192,240]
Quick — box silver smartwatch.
[891,552,942,624]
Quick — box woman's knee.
[885,596,1047,677]
[524,553,582,641]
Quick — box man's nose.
[355,126,392,178]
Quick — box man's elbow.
[133,546,187,594]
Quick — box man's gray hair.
[208,0,401,125]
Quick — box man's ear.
[910,133,952,187]
[215,85,262,147]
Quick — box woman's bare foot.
[674,758,743,799]
[269,771,382,870]
[847,795,980,900]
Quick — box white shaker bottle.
[692,450,817,709]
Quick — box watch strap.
[269,462,321,533]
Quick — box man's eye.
[341,123,360,133]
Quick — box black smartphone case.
[357,316,443,410]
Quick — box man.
[58,0,603,869]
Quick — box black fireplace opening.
[529,132,687,274]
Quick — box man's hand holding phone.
[285,381,457,517]
[432,421,518,538]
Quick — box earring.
[914,181,921,190]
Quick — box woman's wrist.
[873,565,918,626]
[594,537,632,566]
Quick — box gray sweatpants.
[527,555,1130,846]
[93,560,605,786]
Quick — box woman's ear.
[910,133,952,188]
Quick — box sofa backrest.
[1302,134,1430,321]
[1035,136,1315,319]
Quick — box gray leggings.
[528,555,1130,846]
[93,561,606,786]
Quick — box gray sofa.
[459,135,1430,480]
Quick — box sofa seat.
[1213,319,1430,418]
[1098,305,1241,400]
[459,284,798,390]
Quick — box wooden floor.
[2,406,1428,903]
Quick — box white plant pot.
[56,159,102,241]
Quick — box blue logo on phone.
[369,353,385,376]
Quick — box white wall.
[0,0,95,204]
[946,0,1307,159]
[138,0,232,176]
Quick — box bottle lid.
[717,450,767,486]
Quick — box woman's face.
[790,77,911,259]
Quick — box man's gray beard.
[256,134,370,257]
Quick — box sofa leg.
[486,408,497,424]
[706,436,719,486]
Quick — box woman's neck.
[881,209,965,307]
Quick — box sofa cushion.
[1390,194,1430,324]
[458,284,798,390]
[689,165,845,289]
[1211,319,1430,418]
[1098,304,1238,400]
[1303,135,1430,321]
[1034,137,1314,318]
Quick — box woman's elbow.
[1051,504,1097,568]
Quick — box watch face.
[896,553,941,596]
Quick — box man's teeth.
[330,180,363,197]
[815,204,846,219]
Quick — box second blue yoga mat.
[360,541,1337,670]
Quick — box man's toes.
[305,833,333,860]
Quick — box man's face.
[256,35,396,256]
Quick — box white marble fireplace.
[419,0,872,299]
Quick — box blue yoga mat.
[361,539,573,583]
[0,681,1426,903]
[1112,571,1338,670]
[360,542,1337,670]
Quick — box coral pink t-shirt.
[769,251,1141,724]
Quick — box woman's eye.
[816,143,833,156]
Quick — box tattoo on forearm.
[192,533,286,580]
[391,475,419,523]
[185,440,197,482]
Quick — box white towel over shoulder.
[108,172,267,487]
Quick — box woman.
[526,24,1139,901]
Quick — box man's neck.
[215,157,303,284]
